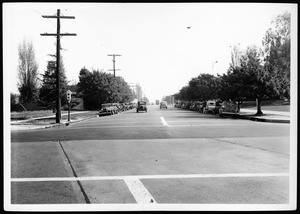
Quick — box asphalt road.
[10,105,291,209]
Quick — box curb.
[248,117,290,124]
[64,115,99,126]
[237,115,290,124]
[11,115,100,130]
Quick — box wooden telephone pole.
[107,54,121,77]
[41,9,76,123]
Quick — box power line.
[78,9,104,47]
[33,9,56,28]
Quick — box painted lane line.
[124,178,157,204]
[11,172,289,182]
[160,117,168,126]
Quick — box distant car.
[137,101,147,113]
[160,101,168,109]
[203,100,222,115]
[219,101,240,117]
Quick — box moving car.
[160,101,168,109]
[219,101,240,117]
[137,101,147,113]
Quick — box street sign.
[67,90,72,103]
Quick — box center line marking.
[124,178,157,204]
[160,117,168,126]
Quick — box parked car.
[175,101,182,108]
[189,102,195,110]
[199,101,207,113]
[99,103,118,116]
[160,101,168,109]
[191,101,201,111]
[219,101,240,117]
[203,100,222,115]
[180,102,185,109]
[182,101,191,110]
[137,101,147,113]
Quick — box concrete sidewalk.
[10,111,92,124]
[10,111,99,131]
[237,108,290,123]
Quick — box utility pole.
[41,9,76,123]
[107,54,121,77]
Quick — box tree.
[218,66,251,111]
[176,86,189,101]
[17,39,39,103]
[188,73,220,101]
[77,68,134,110]
[110,77,134,103]
[239,46,277,115]
[39,56,68,109]
[262,12,291,100]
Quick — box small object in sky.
[187,26,191,29]
[215,61,218,63]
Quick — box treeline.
[173,12,290,115]
[12,39,136,111]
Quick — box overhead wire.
[76,9,109,70]
[78,9,104,47]
[33,9,57,29]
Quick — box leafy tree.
[17,39,39,103]
[239,46,277,115]
[262,12,291,100]
[110,77,133,103]
[176,86,189,101]
[188,73,220,101]
[39,57,68,109]
[218,66,251,111]
[77,68,134,110]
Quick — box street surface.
[11,105,290,207]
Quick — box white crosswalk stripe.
[124,178,157,204]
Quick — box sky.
[3,3,297,103]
